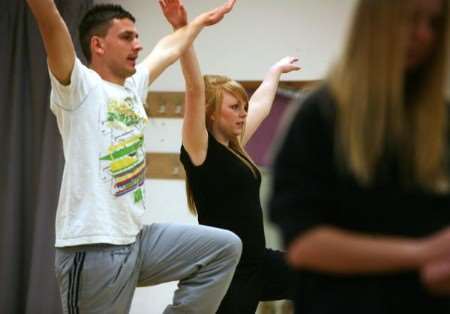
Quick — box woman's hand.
[159,0,188,29]
[271,56,301,74]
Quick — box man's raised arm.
[27,0,75,85]
[142,0,236,84]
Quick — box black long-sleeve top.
[269,85,450,314]
[180,134,266,266]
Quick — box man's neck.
[89,63,126,86]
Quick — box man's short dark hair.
[79,4,136,63]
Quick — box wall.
[97,0,357,89]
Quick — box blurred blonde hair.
[328,0,449,192]
[186,75,259,214]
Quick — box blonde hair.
[186,75,259,214]
[328,0,449,192]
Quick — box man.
[26,0,241,313]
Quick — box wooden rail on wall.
[146,92,185,118]
[240,80,320,91]
[145,81,319,118]
[145,153,186,180]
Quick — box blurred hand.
[418,227,450,265]
[286,235,304,268]
[272,56,301,74]
[417,227,450,295]
[159,0,188,29]
[194,0,236,26]
[421,258,450,295]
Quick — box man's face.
[100,18,143,79]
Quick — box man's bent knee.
[217,229,242,261]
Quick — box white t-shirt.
[50,58,149,247]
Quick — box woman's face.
[211,91,248,140]
[406,0,443,70]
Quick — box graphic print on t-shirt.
[99,97,147,203]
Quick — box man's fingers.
[219,0,235,14]
[226,0,236,11]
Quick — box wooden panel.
[145,153,186,180]
[240,80,320,90]
[146,92,185,118]
[144,81,318,118]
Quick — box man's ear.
[91,36,105,58]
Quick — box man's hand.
[194,0,236,26]
[159,0,188,30]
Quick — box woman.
[270,0,450,313]
[160,2,300,310]
[179,55,300,313]
[181,65,301,313]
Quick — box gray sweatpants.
[55,223,242,314]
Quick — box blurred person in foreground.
[270,0,450,313]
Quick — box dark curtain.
[1,1,92,313]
